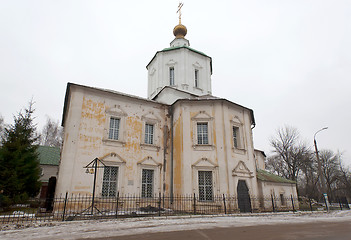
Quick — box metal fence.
[0,193,349,224]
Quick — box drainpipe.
[163,123,167,195]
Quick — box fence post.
[193,193,196,215]
[158,193,161,217]
[62,192,68,221]
[115,192,119,218]
[291,195,295,212]
[338,198,342,210]
[271,194,275,212]
[345,198,350,209]
[309,198,313,211]
[223,194,227,214]
[323,195,329,211]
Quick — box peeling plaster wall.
[56,86,168,196]
[56,87,84,195]
[58,84,290,205]
[172,100,258,197]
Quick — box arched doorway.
[237,180,252,213]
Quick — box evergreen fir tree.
[0,101,41,203]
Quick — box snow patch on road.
[1,211,351,240]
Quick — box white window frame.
[137,156,162,198]
[230,117,246,153]
[141,168,154,198]
[197,122,209,145]
[169,67,175,86]
[232,126,239,148]
[192,111,214,150]
[194,69,199,88]
[96,153,126,196]
[101,166,118,198]
[144,123,154,145]
[108,117,120,140]
[191,158,219,199]
[198,170,213,201]
[103,107,127,147]
[192,62,203,91]
[141,113,160,151]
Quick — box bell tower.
[146,3,213,100]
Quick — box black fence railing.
[0,193,349,224]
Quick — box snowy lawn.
[1,211,351,240]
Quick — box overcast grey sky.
[0,0,350,165]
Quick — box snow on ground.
[1,211,351,240]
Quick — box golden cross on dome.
[177,2,184,24]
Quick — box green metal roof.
[37,146,60,165]
[146,45,213,74]
[256,169,296,184]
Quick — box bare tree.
[268,126,311,182]
[319,150,342,200]
[40,117,63,147]
[335,155,351,199]
[266,154,289,178]
[0,114,4,141]
[298,154,320,199]
[268,126,351,201]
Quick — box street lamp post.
[313,127,328,209]
[83,157,106,215]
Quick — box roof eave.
[172,98,255,125]
[146,46,213,74]
[61,82,72,127]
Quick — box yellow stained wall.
[173,108,183,195]
[79,97,106,153]
[58,88,167,196]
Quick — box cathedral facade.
[56,20,298,212]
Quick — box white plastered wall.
[56,86,168,197]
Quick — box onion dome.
[173,24,187,39]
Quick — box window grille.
[144,124,154,144]
[198,171,213,201]
[142,169,154,198]
[233,126,239,148]
[197,123,209,144]
[108,117,120,140]
[102,166,118,197]
[170,67,175,85]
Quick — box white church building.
[56,16,298,212]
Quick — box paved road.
[92,220,351,240]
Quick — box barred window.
[108,117,120,140]
[198,171,213,201]
[102,166,118,197]
[233,126,239,148]
[197,123,208,145]
[144,124,154,145]
[142,169,154,198]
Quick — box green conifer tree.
[0,101,41,203]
